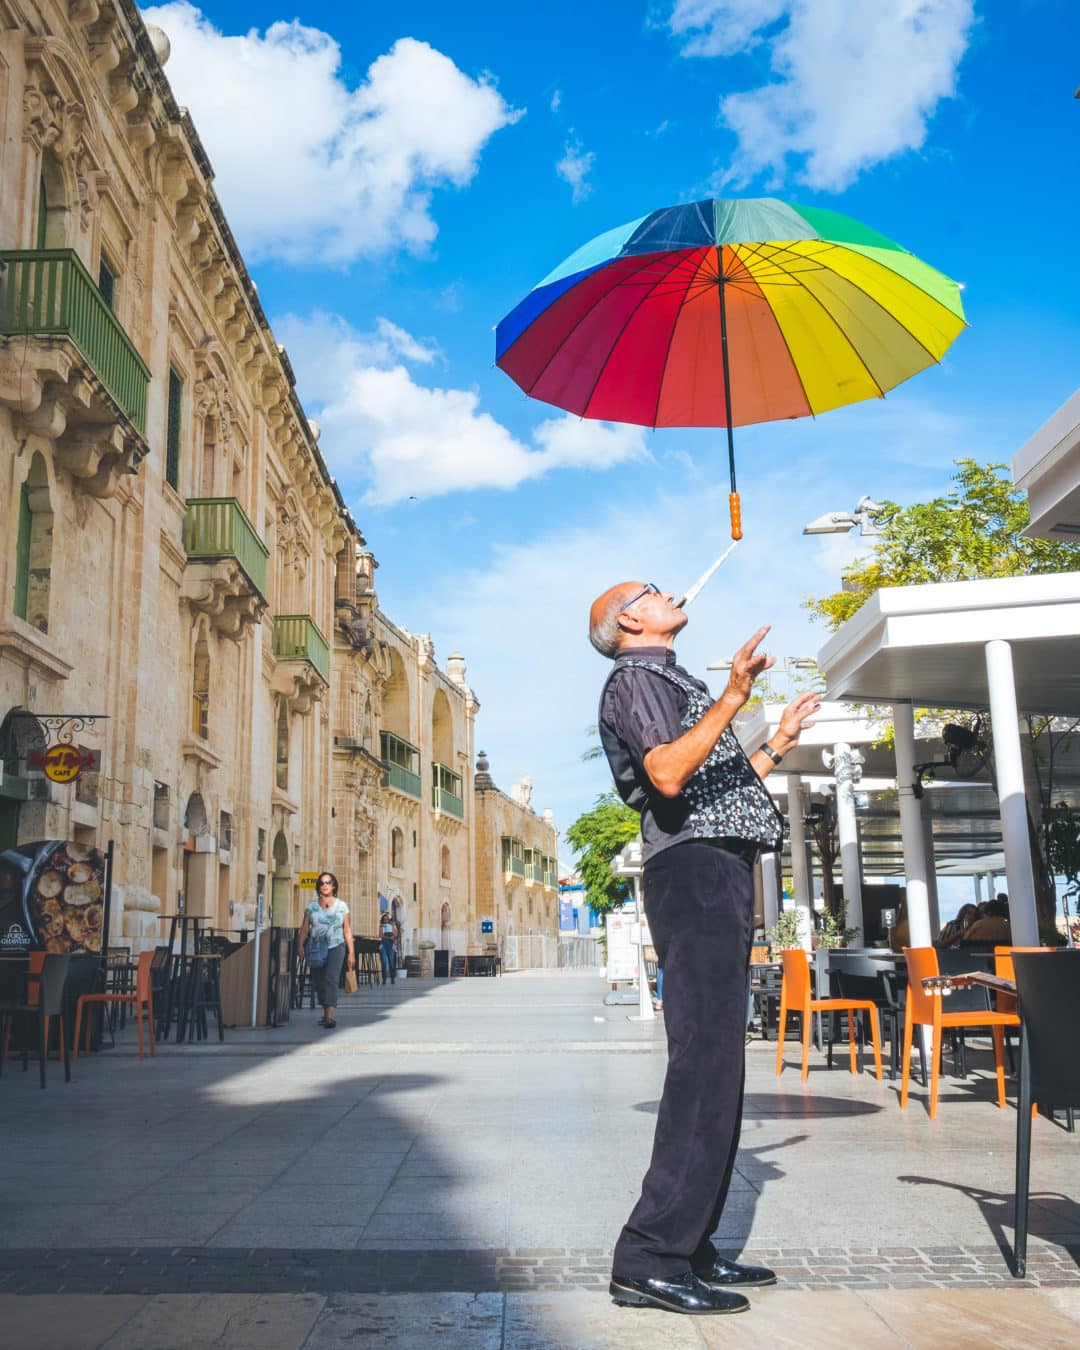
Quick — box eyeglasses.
[318,879,334,888]
[620,582,661,613]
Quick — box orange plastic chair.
[74,949,156,1060]
[901,946,1015,1118]
[775,948,883,1081]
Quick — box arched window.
[200,415,217,498]
[275,699,290,789]
[440,844,451,881]
[390,827,404,871]
[13,454,53,632]
[362,695,373,751]
[37,153,68,248]
[191,635,210,738]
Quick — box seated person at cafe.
[888,899,909,953]
[960,896,1011,944]
[938,902,979,947]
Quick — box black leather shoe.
[694,1256,777,1288]
[609,1273,750,1315]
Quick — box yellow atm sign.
[298,872,320,890]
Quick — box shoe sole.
[609,1281,749,1314]
[702,1273,777,1288]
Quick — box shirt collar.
[615,645,677,666]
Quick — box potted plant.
[764,908,801,957]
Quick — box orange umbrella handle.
[729,492,743,541]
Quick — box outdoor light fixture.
[913,718,991,797]
[802,495,885,537]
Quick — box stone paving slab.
[1,1288,1079,1349]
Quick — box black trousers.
[612,840,755,1280]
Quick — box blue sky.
[142,1,1080,871]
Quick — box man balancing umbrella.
[496,197,964,1316]
[496,195,965,541]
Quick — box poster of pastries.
[0,840,110,954]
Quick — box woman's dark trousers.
[380,939,396,983]
[313,943,347,1010]
[612,840,755,1280]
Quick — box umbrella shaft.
[718,274,737,495]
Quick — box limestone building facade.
[473,753,559,947]
[0,1,482,953]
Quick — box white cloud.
[555,137,596,203]
[142,4,523,262]
[664,1,975,191]
[276,312,648,505]
[668,0,787,55]
[550,89,562,112]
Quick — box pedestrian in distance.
[589,579,820,1316]
[378,909,398,985]
[296,872,355,1029]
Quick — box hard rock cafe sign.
[10,712,107,784]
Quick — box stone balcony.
[271,614,330,714]
[181,498,269,638]
[0,249,150,497]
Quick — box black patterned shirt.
[599,646,783,862]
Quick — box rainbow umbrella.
[495,197,965,538]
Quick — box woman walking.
[297,873,355,1028]
[378,909,398,985]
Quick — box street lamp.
[802,495,885,538]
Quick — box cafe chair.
[1010,950,1080,1278]
[996,946,1067,1128]
[74,949,156,1060]
[776,948,883,1082]
[901,946,1014,1119]
[0,952,72,1089]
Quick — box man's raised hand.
[777,691,821,750]
[721,626,775,709]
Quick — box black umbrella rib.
[574,249,702,423]
[521,249,688,400]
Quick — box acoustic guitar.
[921,972,1017,997]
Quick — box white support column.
[920,804,941,937]
[972,874,983,904]
[892,703,933,949]
[985,640,1040,946]
[759,852,780,930]
[826,743,864,942]
[786,776,814,949]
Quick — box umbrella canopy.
[496,196,965,536]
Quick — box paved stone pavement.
[0,969,1077,1347]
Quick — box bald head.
[589,580,686,657]
[589,582,639,658]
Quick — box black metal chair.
[0,953,72,1088]
[1011,950,1080,1278]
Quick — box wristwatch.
[758,742,784,766]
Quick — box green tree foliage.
[565,792,641,916]
[805,460,1080,631]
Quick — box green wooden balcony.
[184,498,268,599]
[272,615,330,685]
[0,249,150,432]
[381,731,422,799]
[432,762,464,819]
[524,860,543,883]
